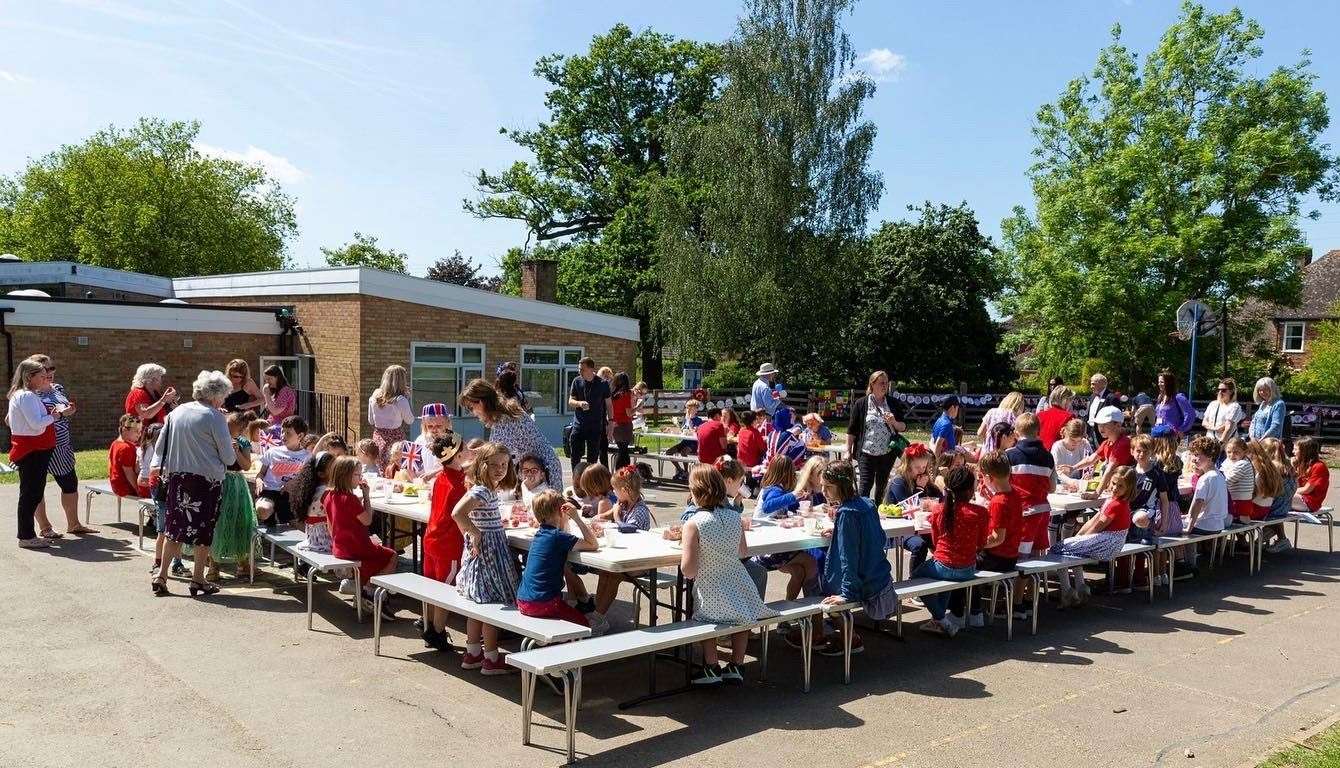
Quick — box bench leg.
[306,566,316,631]
[84,491,93,525]
[520,670,534,746]
[1167,552,1176,599]
[354,567,363,623]
[1003,582,1013,640]
[137,507,145,552]
[801,619,813,693]
[841,611,853,684]
[1030,574,1040,636]
[117,497,123,523]
[986,582,998,627]
[563,671,578,764]
[760,623,770,682]
[249,537,256,585]
[373,587,386,656]
[1146,553,1154,604]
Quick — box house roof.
[0,294,281,334]
[0,261,174,297]
[1273,251,1340,321]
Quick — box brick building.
[1271,250,1340,367]
[0,258,638,449]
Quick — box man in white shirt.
[1086,374,1118,444]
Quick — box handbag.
[151,418,172,505]
[887,431,910,458]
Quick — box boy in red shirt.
[1074,406,1133,494]
[735,410,766,470]
[696,407,729,466]
[107,414,143,498]
[973,451,1025,624]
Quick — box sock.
[484,649,500,662]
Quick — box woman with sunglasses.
[222,359,265,413]
[1201,378,1244,444]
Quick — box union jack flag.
[397,440,423,472]
[259,424,283,449]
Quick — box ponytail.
[940,466,975,535]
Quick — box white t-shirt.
[367,393,414,430]
[1201,400,1244,439]
[259,445,311,492]
[413,433,443,478]
[1191,469,1229,532]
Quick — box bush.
[702,360,754,390]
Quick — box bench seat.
[254,527,361,629]
[886,570,1016,640]
[83,481,156,550]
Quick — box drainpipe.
[0,307,13,382]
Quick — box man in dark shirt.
[567,357,611,473]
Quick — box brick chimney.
[520,258,557,303]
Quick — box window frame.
[520,345,586,416]
[409,342,486,418]
[1281,321,1306,353]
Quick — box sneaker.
[460,650,485,670]
[941,615,961,637]
[481,653,513,676]
[1010,606,1032,621]
[574,597,596,614]
[171,559,188,577]
[376,598,398,622]
[966,612,985,628]
[818,634,864,656]
[783,628,805,650]
[918,618,948,636]
[1265,537,1292,554]
[17,537,51,549]
[587,611,610,637]
[719,663,744,685]
[338,578,356,595]
[691,664,721,686]
[422,627,454,652]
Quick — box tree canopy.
[1291,303,1340,396]
[1001,2,1338,392]
[0,118,296,277]
[321,232,408,273]
[425,249,500,291]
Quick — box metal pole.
[1188,305,1201,403]
[1220,297,1229,380]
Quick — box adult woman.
[29,355,94,537]
[367,364,414,464]
[1249,377,1286,441]
[8,358,73,548]
[1035,385,1076,451]
[1154,370,1196,437]
[1201,378,1245,443]
[223,359,265,413]
[1035,376,1064,414]
[494,361,531,413]
[262,365,296,426]
[125,363,177,426]
[977,391,1025,453]
[459,378,563,485]
[609,371,636,469]
[150,370,240,596]
[845,370,907,503]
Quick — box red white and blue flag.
[259,424,283,449]
[397,440,422,472]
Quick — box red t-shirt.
[325,489,378,561]
[1036,406,1071,451]
[611,391,634,425]
[985,489,1025,559]
[424,466,467,582]
[1096,434,1134,467]
[107,437,139,497]
[737,426,765,467]
[696,419,728,465]
[1099,496,1132,533]
[931,501,989,569]
[124,387,165,426]
[1301,461,1330,513]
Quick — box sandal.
[66,525,97,535]
[39,529,64,540]
[151,577,169,596]
[188,580,221,597]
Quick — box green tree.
[466,24,721,386]
[653,0,882,375]
[1000,2,1338,393]
[425,249,499,290]
[1291,304,1340,395]
[841,203,1013,388]
[321,232,408,273]
[0,118,295,277]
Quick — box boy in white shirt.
[1184,436,1229,572]
[255,415,312,527]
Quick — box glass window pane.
[563,350,582,365]
[523,368,560,415]
[462,347,483,364]
[412,366,458,416]
[524,349,560,366]
[563,369,580,414]
[415,346,456,363]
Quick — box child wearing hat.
[413,402,453,482]
[1073,405,1134,495]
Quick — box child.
[631,381,650,432]
[1073,406,1133,494]
[1221,438,1256,525]
[516,490,599,629]
[735,410,767,492]
[976,451,1025,624]
[665,399,705,481]
[1051,465,1136,607]
[355,438,380,476]
[575,463,615,519]
[1149,425,1184,536]
[255,415,311,527]
[325,455,398,619]
[451,442,522,675]
[313,432,348,456]
[137,422,161,499]
[914,466,988,637]
[290,452,336,554]
[816,460,900,655]
[518,454,553,511]
[801,413,832,445]
[1292,437,1330,515]
[714,456,768,599]
[794,456,829,505]
[1005,413,1057,563]
[414,403,453,481]
[754,456,820,605]
[1051,418,1092,480]
[384,440,419,481]
[682,465,778,686]
[1123,435,1168,590]
[887,443,941,571]
[423,433,471,651]
[246,419,271,456]
[1248,441,1282,536]
[107,414,142,499]
[1262,438,1298,552]
[1183,437,1228,573]
[592,466,654,620]
[208,411,258,582]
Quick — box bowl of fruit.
[878,503,905,519]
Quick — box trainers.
[338,578,356,595]
[941,615,961,637]
[966,612,985,628]
[691,664,721,686]
[783,627,805,650]
[1010,606,1032,621]
[719,663,744,685]
[460,650,485,670]
[1265,537,1292,554]
[574,597,596,614]
[171,559,188,577]
[481,653,513,676]
[818,634,864,656]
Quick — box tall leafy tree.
[466,24,721,386]
[0,118,296,277]
[1001,2,1338,391]
[653,0,882,372]
[841,203,1013,388]
[321,232,408,273]
[1291,303,1340,396]
[425,249,500,291]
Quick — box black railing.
[293,389,351,444]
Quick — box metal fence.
[293,389,351,444]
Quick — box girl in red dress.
[422,433,474,651]
[325,456,398,620]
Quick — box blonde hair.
[1261,438,1293,480]
[866,370,889,393]
[354,438,378,459]
[531,489,567,527]
[597,366,613,380]
[1048,385,1074,408]
[1014,411,1039,438]
[689,465,727,509]
[225,359,251,381]
[8,358,45,397]
[1249,441,1282,499]
[328,455,362,493]
[578,463,613,498]
[999,391,1025,415]
[760,454,797,489]
[1253,376,1281,405]
[1108,465,1137,501]
[610,467,644,499]
[1130,434,1153,454]
[373,365,410,408]
[467,442,517,491]
[131,363,166,390]
[893,445,931,486]
[1150,432,1181,477]
[794,456,828,494]
[1062,418,1086,439]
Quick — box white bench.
[1015,555,1099,635]
[642,452,696,482]
[254,527,361,629]
[1155,530,1231,597]
[886,570,1016,640]
[1283,507,1335,553]
[82,480,156,551]
[367,572,591,659]
[505,597,846,763]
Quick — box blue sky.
[2,1,1338,277]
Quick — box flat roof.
[0,295,282,334]
[0,261,174,297]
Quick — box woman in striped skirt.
[29,354,95,538]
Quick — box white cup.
[799,499,813,515]
[605,528,620,548]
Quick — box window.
[410,343,484,417]
[521,346,584,415]
[1282,322,1306,353]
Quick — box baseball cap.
[1094,405,1125,425]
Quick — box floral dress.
[689,506,777,625]
[456,485,520,604]
[490,415,564,488]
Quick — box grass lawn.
[1259,722,1340,767]
[0,449,108,484]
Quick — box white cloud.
[0,69,32,84]
[194,142,306,185]
[857,48,907,82]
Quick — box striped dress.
[456,485,520,604]
[39,384,75,478]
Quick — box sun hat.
[755,363,781,377]
[802,412,824,425]
[1095,405,1125,425]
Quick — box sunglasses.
[1217,388,1230,393]
[44,367,55,373]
